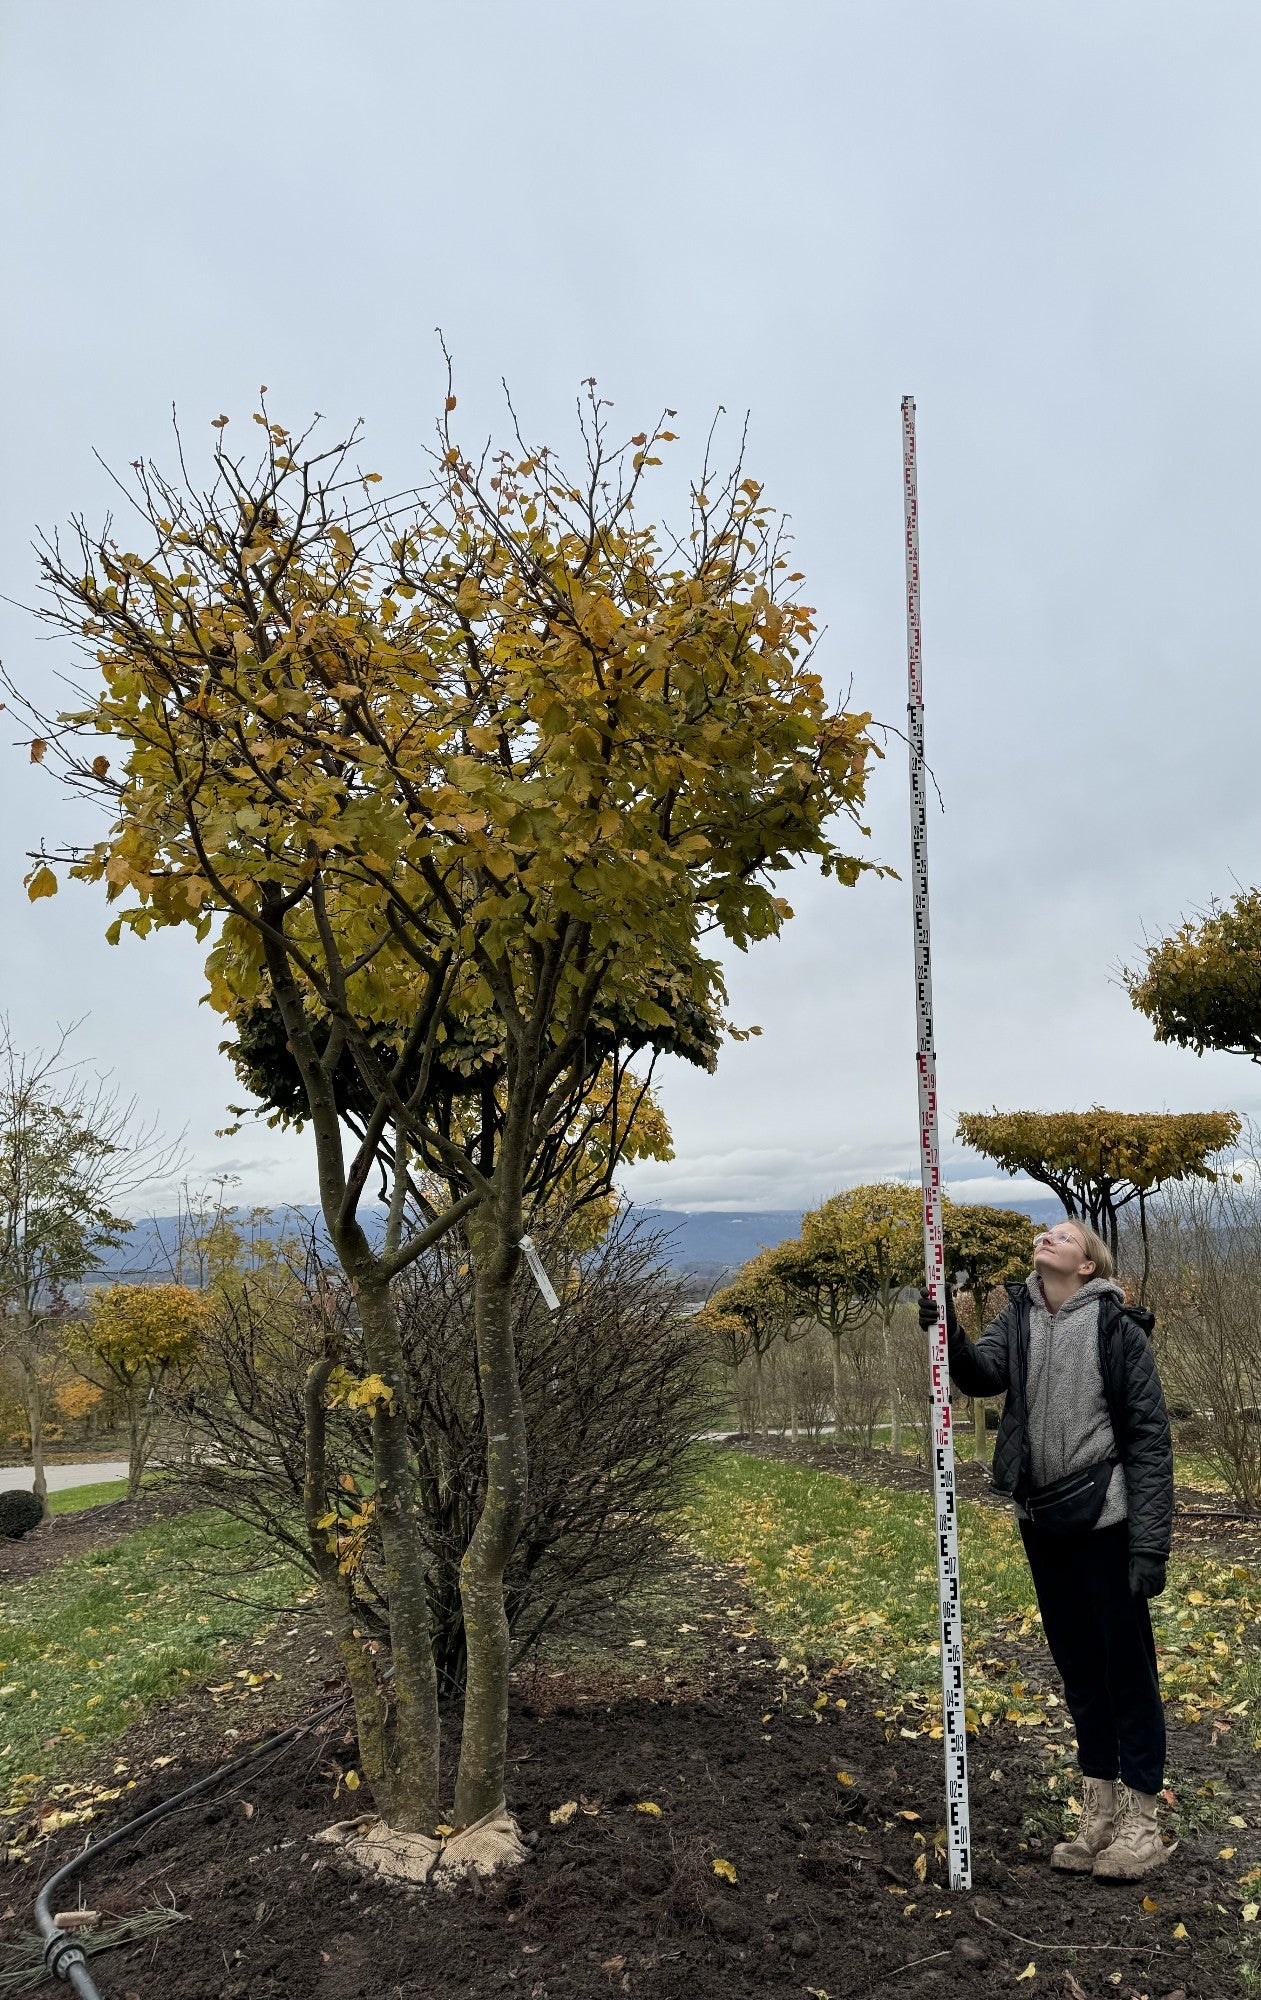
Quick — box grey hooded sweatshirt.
[1015,1272,1128,1530]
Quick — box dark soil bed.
[5,1593,1251,1999]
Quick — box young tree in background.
[1125,888,1261,1066]
[942,1203,1035,1463]
[0,1027,176,1515]
[786,1183,955,1454]
[772,1229,878,1435]
[956,1109,1239,1298]
[74,1281,209,1496]
[15,386,877,1874]
[700,1246,801,1441]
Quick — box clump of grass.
[48,1479,129,1516]
[685,1447,1261,1742]
[0,1510,299,1811]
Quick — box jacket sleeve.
[946,1297,1014,1399]
[1120,1322,1175,1558]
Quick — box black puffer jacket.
[947,1280,1174,1558]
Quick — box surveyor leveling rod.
[902,395,972,1892]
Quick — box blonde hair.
[1064,1218,1114,1281]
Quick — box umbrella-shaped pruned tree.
[13,384,877,1878]
[783,1183,958,1453]
[955,1109,1240,1296]
[697,1245,802,1439]
[941,1203,1035,1463]
[1125,888,1261,1065]
[73,1281,210,1496]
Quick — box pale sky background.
[1,1,1257,1216]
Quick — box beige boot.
[1093,1785,1171,1880]
[1051,1777,1118,1872]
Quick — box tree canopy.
[1125,888,1261,1064]
[944,1203,1035,1300]
[956,1108,1241,1258]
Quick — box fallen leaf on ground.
[549,1801,578,1826]
[1064,1976,1087,2000]
[1016,1965,1036,1983]
[712,1858,737,1883]
[634,1801,662,1817]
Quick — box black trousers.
[1019,1520,1165,1796]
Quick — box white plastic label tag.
[518,1234,560,1311]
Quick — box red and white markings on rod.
[902,396,972,1893]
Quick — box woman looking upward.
[922,1217,1174,1880]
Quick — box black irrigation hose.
[34,1695,347,1998]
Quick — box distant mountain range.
[93,1192,1063,1284]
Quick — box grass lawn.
[685,1446,1261,1741]
[0,1510,302,1819]
[48,1478,129,1514]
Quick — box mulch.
[4,1567,1252,2000]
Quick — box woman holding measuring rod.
[919,1219,1175,1881]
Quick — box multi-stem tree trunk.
[353,1268,443,1832]
[453,1211,529,1827]
[829,1329,844,1437]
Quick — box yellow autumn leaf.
[1141,1894,1159,1911]
[913,1852,927,1882]
[25,865,58,901]
[549,1801,578,1826]
[634,1801,662,1817]
[712,1858,737,1883]
[1243,1904,1258,1923]
[1172,1922,1188,1939]
[836,1771,854,1787]
[1187,1590,1207,1605]
[1015,1964,1036,1983]
[343,1770,360,1791]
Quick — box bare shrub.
[829,1320,885,1448]
[1143,1172,1261,1507]
[172,1219,714,1692]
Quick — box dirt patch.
[4,1574,1253,2000]
[0,1489,197,1587]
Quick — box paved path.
[0,1460,128,1494]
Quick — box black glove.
[1128,1552,1166,1600]
[918,1286,958,1337]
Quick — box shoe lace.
[1111,1785,1145,1841]
[1079,1779,1112,1838]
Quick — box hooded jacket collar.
[1025,1272,1126,1319]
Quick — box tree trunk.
[356,1270,442,1832]
[788,1348,798,1444]
[453,1213,529,1829]
[829,1328,844,1436]
[21,1353,49,1521]
[126,1400,143,1500]
[881,1307,902,1455]
[972,1396,989,1467]
[1138,1191,1151,1305]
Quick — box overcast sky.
[1,1,1257,1216]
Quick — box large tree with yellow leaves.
[13,384,877,1873]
